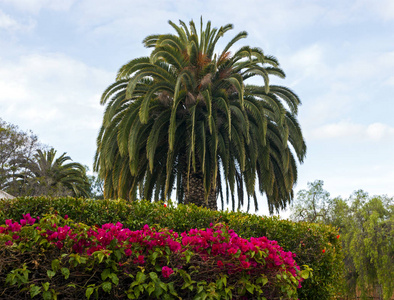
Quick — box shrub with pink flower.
[0,214,310,299]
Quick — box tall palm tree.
[95,18,306,213]
[11,149,90,197]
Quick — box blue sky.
[0,0,393,215]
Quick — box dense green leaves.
[1,196,343,299]
[95,18,306,212]
[291,181,394,300]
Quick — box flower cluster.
[181,224,301,282]
[1,214,304,289]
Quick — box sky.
[0,0,393,216]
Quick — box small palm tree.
[12,149,90,197]
[95,19,306,212]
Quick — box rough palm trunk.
[182,171,217,210]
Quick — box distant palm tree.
[12,149,90,197]
[95,19,306,213]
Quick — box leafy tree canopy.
[290,180,394,299]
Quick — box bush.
[0,197,344,299]
[0,213,309,299]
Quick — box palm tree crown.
[12,149,90,197]
[95,18,306,213]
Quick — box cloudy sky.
[0,0,393,215]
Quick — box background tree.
[10,148,91,198]
[0,118,42,196]
[290,180,331,223]
[95,18,306,212]
[290,181,394,299]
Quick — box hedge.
[0,197,344,299]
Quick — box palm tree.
[11,149,90,197]
[94,18,306,213]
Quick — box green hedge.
[0,197,345,299]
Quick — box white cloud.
[360,0,394,20]
[0,0,77,14]
[0,53,113,166]
[308,121,394,141]
[366,123,394,140]
[0,9,35,31]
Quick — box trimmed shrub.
[0,197,344,299]
[1,214,309,299]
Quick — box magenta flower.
[162,266,174,278]
[241,260,251,269]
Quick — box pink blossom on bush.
[162,266,174,278]
[0,215,305,292]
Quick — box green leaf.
[42,291,52,300]
[114,249,122,261]
[136,272,146,283]
[42,282,50,292]
[149,272,158,283]
[85,287,94,299]
[61,268,70,280]
[108,273,119,285]
[51,259,60,272]
[47,270,56,279]
[300,269,310,279]
[101,269,111,281]
[245,283,254,294]
[96,252,105,263]
[102,282,112,293]
[147,283,155,295]
[29,284,41,298]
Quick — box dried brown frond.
[219,67,232,80]
[158,91,172,106]
[199,73,212,90]
[197,52,210,68]
[218,51,231,65]
[185,92,196,106]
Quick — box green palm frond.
[95,18,306,212]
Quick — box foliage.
[0,213,310,299]
[86,174,104,199]
[0,118,42,195]
[95,18,306,212]
[0,118,92,199]
[343,192,394,299]
[290,181,394,299]
[290,180,331,223]
[9,148,91,198]
[0,196,343,299]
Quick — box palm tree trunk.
[182,171,217,210]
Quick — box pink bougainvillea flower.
[217,260,224,267]
[5,240,13,246]
[162,266,174,278]
[56,241,63,249]
[64,215,69,220]
[241,260,251,269]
